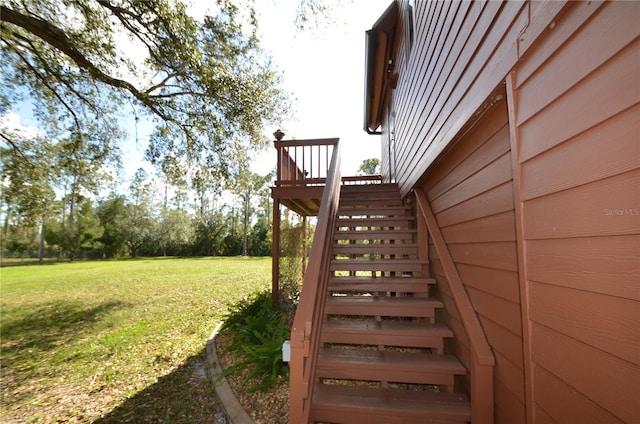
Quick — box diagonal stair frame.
[309,183,471,424]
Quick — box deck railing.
[414,189,495,423]
[275,138,338,187]
[289,140,342,423]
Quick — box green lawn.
[0,257,271,423]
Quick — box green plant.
[220,290,291,392]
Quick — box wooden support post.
[302,215,308,279]
[272,198,281,306]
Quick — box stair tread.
[322,319,453,337]
[326,295,443,307]
[329,276,435,284]
[311,385,471,423]
[318,348,467,374]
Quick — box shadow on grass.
[1,300,129,359]
[93,349,223,424]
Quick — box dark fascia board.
[363,1,398,135]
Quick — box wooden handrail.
[289,140,342,424]
[414,189,495,423]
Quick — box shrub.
[220,290,290,392]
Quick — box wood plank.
[334,229,416,242]
[456,263,521,303]
[529,281,640,365]
[526,235,640,300]
[492,349,526,404]
[516,1,640,125]
[333,243,418,257]
[395,0,496,185]
[533,364,628,424]
[311,385,471,424]
[336,216,414,228]
[321,320,453,350]
[493,377,527,424]
[325,295,443,318]
[467,286,523,336]
[316,348,465,388]
[480,316,525,369]
[330,259,424,273]
[435,182,515,227]
[441,210,517,243]
[531,324,640,424]
[522,170,640,239]
[427,114,510,201]
[338,205,411,217]
[518,39,640,163]
[400,3,527,195]
[516,1,602,87]
[520,104,640,201]
[448,241,519,272]
[328,276,434,294]
[429,148,513,214]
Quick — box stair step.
[340,183,400,194]
[328,276,435,293]
[337,205,411,217]
[311,384,471,424]
[325,295,443,318]
[333,243,418,256]
[330,259,424,273]
[335,229,416,242]
[321,320,452,351]
[339,195,404,205]
[336,217,414,229]
[317,348,466,389]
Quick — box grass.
[0,257,271,423]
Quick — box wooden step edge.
[311,385,471,423]
[317,348,467,376]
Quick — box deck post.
[272,197,281,305]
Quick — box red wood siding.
[422,100,526,423]
[508,2,640,423]
[387,0,530,196]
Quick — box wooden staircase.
[308,183,471,424]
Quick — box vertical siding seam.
[506,70,536,424]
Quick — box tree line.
[1,162,286,262]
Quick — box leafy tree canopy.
[1,0,291,182]
[357,157,380,175]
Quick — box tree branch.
[1,5,175,124]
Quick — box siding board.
[533,364,625,424]
[527,235,640,301]
[530,281,640,364]
[494,378,527,424]
[516,1,604,87]
[520,104,640,201]
[435,182,515,227]
[402,3,527,194]
[427,108,510,201]
[431,152,513,213]
[522,170,640,239]
[456,263,521,303]
[448,241,518,273]
[518,39,640,163]
[531,324,640,423]
[441,211,517,244]
[516,1,640,125]
[468,287,522,336]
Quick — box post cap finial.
[273,129,285,141]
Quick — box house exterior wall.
[507,2,640,422]
[382,0,640,423]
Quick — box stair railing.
[289,140,342,423]
[414,189,495,424]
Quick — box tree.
[357,158,381,175]
[1,0,291,184]
[122,168,155,258]
[96,194,128,258]
[229,169,273,256]
[1,115,57,262]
